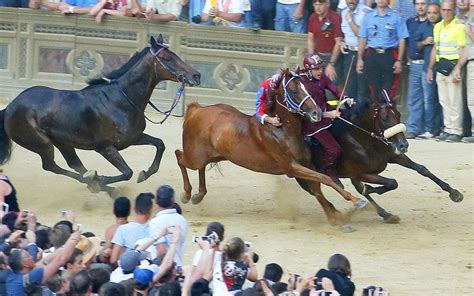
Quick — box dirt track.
[2,113,473,295]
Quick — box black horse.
[308,91,463,223]
[0,35,201,195]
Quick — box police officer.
[340,0,371,100]
[356,0,409,97]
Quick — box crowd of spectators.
[0,184,388,295]
[0,0,472,142]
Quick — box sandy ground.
[2,113,473,295]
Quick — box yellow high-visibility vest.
[433,17,466,61]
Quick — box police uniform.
[340,3,371,100]
[359,7,409,96]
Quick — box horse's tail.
[0,109,12,165]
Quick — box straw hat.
[76,235,102,264]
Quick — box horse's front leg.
[175,149,193,203]
[83,146,133,186]
[357,173,399,195]
[132,133,165,183]
[351,178,400,223]
[390,154,464,202]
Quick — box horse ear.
[150,36,156,47]
[156,34,164,45]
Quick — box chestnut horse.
[0,35,200,195]
[308,91,463,223]
[176,69,365,225]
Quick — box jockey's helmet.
[303,54,324,70]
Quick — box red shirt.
[307,10,343,54]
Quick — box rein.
[111,45,186,125]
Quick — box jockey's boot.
[325,166,344,189]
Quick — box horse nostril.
[193,74,201,85]
[312,111,319,118]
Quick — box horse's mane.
[87,47,149,85]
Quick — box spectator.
[394,0,417,21]
[315,253,355,296]
[201,0,246,27]
[427,0,466,142]
[307,0,344,82]
[457,0,469,21]
[0,0,28,7]
[0,170,20,213]
[89,267,111,294]
[99,196,130,264]
[144,0,182,22]
[339,0,371,101]
[63,248,86,280]
[89,0,130,24]
[275,0,307,33]
[219,237,258,294]
[406,0,430,139]
[414,2,443,139]
[357,0,409,98]
[454,0,474,143]
[149,185,188,268]
[248,0,277,30]
[70,269,92,296]
[58,0,100,14]
[189,0,205,24]
[263,263,284,285]
[6,230,81,295]
[99,282,127,295]
[110,193,153,265]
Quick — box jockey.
[255,74,282,127]
[299,53,352,189]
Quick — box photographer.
[217,237,258,294]
[314,253,355,296]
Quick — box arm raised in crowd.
[42,230,81,283]
[152,225,182,283]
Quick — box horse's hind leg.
[84,146,132,186]
[133,133,165,183]
[351,178,400,224]
[57,145,87,175]
[296,178,345,227]
[175,149,193,204]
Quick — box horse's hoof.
[137,170,147,183]
[449,189,464,203]
[191,193,205,204]
[181,193,191,204]
[83,170,98,182]
[354,199,368,209]
[108,187,122,199]
[339,224,354,233]
[86,181,101,193]
[383,214,400,224]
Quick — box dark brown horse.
[175,69,366,225]
[308,91,464,222]
[0,35,201,195]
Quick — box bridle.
[337,91,405,146]
[276,73,318,117]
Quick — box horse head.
[149,34,201,86]
[369,90,409,155]
[274,68,322,123]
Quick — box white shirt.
[202,0,246,28]
[146,0,182,17]
[149,209,188,267]
[192,249,224,292]
[277,0,302,4]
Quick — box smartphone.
[192,236,211,243]
[2,203,8,213]
[76,224,82,231]
[244,241,252,249]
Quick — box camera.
[320,19,332,32]
[192,232,218,243]
[191,15,202,24]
